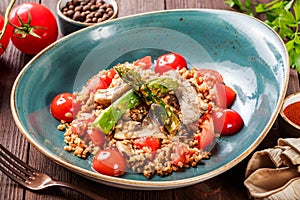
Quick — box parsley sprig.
[225,0,300,73]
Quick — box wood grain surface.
[0,0,299,199]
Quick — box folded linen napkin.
[244,138,300,200]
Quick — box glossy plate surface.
[11,9,289,189]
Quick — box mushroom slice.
[116,141,133,157]
[175,81,203,124]
[94,79,131,105]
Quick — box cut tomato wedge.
[133,136,161,152]
[133,56,153,69]
[197,69,224,83]
[86,68,116,93]
[214,82,236,108]
[195,114,215,150]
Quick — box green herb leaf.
[295,0,300,21]
[225,0,300,74]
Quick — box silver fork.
[0,144,106,200]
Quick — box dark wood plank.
[0,0,36,199]
[287,69,300,96]
[166,0,228,9]
[118,0,165,17]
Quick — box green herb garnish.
[225,0,300,73]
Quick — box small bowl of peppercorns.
[56,0,118,35]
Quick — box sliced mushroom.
[94,78,131,105]
[175,81,203,124]
[116,141,133,157]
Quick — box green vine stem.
[0,0,16,41]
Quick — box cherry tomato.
[87,129,105,147]
[9,2,58,55]
[214,82,236,108]
[133,56,153,69]
[86,69,116,93]
[195,116,215,150]
[197,69,224,84]
[133,136,161,152]
[50,93,74,122]
[154,52,187,74]
[212,109,244,135]
[92,148,127,176]
[0,15,12,56]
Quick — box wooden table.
[0,0,299,199]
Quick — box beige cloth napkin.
[244,138,300,200]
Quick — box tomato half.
[87,129,106,147]
[92,148,127,176]
[197,69,224,84]
[86,68,116,93]
[0,15,12,56]
[133,136,161,152]
[195,116,215,150]
[212,109,244,135]
[133,56,153,69]
[214,82,236,108]
[50,93,74,122]
[154,52,187,74]
[9,2,58,55]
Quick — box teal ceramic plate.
[11,9,289,189]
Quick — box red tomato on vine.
[9,2,58,55]
[0,14,12,56]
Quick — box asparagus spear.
[92,89,140,134]
[115,66,180,135]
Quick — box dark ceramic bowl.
[11,9,289,190]
[56,0,118,35]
